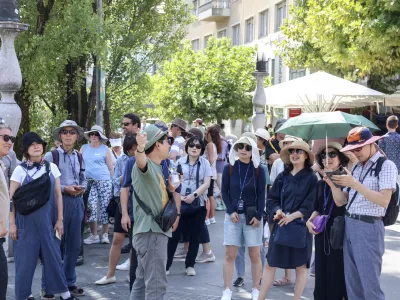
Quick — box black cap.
[21,132,47,156]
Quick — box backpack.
[51,149,84,173]
[352,157,400,226]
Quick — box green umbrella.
[276,111,380,141]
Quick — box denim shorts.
[223,213,263,247]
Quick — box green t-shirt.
[132,158,171,237]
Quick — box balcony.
[198,0,231,22]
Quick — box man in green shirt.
[130,125,179,300]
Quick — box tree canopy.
[152,38,264,123]
[276,0,400,92]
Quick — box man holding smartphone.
[43,120,87,298]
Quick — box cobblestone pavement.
[6,212,400,299]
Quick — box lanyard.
[269,139,279,154]
[323,183,332,212]
[239,163,251,199]
[67,154,78,182]
[188,162,198,183]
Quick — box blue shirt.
[113,154,129,197]
[221,160,266,220]
[81,144,111,180]
[379,132,400,174]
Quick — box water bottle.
[170,164,180,188]
[238,199,244,213]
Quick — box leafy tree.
[276,0,400,92]
[152,38,264,123]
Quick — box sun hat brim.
[53,126,84,143]
[278,136,303,150]
[341,136,383,152]
[280,141,315,166]
[84,129,108,141]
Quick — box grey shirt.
[44,147,87,193]
[0,150,18,188]
[177,156,212,206]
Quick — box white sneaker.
[196,251,216,263]
[166,270,170,275]
[95,276,116,285]
[251,288,260,300]
[174,247,188,258]
[205,219,211,226]
[210,217,216,224]
[116,258,130,271]
[84,234,100,245]
[101,233,110,244]
[186,267,196,276]
[221,288,232,300]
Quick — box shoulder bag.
[312,183,334,233]
[274,177,308,248]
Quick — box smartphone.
[325,166,347,188]
[56,230,61,240]
[177,164,183,176]
[75,186,85,190]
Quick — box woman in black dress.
[259,140,317,300]
[306,142,348,300]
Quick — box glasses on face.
[188,143,202,150]
[288,148,303,155]
[89,132,100,137]
[60,129,77,136]
[321,151,338,159]
[158,136,173,145]
[0,134,16,143]
[237,143,252,151]
[121,122,132,127]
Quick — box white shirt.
[11,163,61,184]
[270,158,285,185]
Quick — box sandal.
[68,286,85,297]
[273,276,292,286]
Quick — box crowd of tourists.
[0,113,399,300]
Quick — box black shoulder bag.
[133,186,178,233]
[13,161,51,215]
[330,161,377,250]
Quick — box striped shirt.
[348,151,398,216]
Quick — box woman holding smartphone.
[166,135,212,276]
[306,143,348,300]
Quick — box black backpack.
[51,149,84,172]
[353,157,400,226]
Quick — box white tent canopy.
[383,90,400,107]
[264,71,384,112]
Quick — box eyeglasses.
[121,122,133,127]
[188,143,202,150]
[89,132,100,137]
[288,148,303,155]
[321,151,338,159]
[60,129,77,135]
[237,143,252,151]
[0,134,15,143]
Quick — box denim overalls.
[14,166,68,300]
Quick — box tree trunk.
[86,57,97,130]
[103,92,111,137]
[14,87,31,158]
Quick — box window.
[245,18,254,43]
[204,35,212,48]
[271,58,276,84]
[232,24,240,46]
[191,39,200,51]
[259,10,268,37]
[217,29,227,38]
[192,0,198,16]
[275,1,287,32]
[289,69,306,80]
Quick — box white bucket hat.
[84,125,108,142]
[254,128,270,141]
[229,135,261,168]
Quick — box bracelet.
[137,148,145,153]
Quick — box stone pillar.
[251,57,268,132]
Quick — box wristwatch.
[193,192,198,198]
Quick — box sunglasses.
[321,151,338,159]
[288,148,303,155]
[188,143,202,150]
[89,132,100,137]
[158,136,173,145]
[60,129,77,135]
[0,134,16,143]
[237,143,252,151]
[121,122,132,127]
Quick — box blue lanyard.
[323,183,332,212]
[238,163,250,199]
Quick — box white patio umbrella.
[264,71,384,112]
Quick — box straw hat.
[278,135,303,149]
[280,140,315,166]
[53,120,84,142]
[84,125,108,142]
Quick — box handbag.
[312,184,334,233]
[106,196,120,224]
[133,187,177,233]
[181,160,202,215]
[12,161,51,215]
[274,177,307,248]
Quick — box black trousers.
[167,206,207,270]
[128,224,138,291]
[0,238,8,300]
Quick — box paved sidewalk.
[6,212,400,299]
